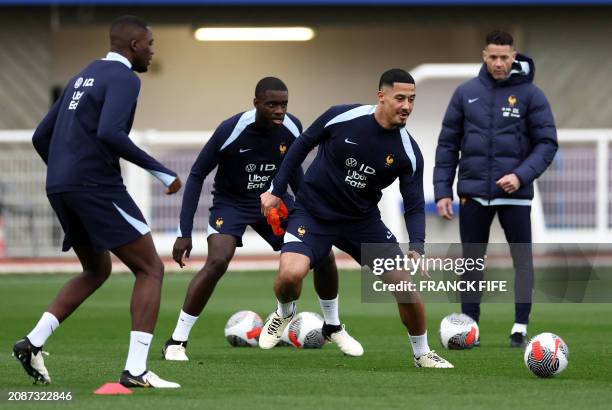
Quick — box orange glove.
[267,201,289,236]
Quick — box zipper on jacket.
[487,87,494,201]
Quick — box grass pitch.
[1,270,611,409]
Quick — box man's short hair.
[255,77,288,98]
[485,30,514,47]
[110,15,148,38]
[378,69,414,90]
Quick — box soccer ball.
[524,333,569,378]
[439,313,479,349]
[224,310,263,347]
[286,312,325,349]
[265,312,291,347]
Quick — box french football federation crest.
[385,154,394,167]
[508,95,517,107]
[215,217,224,228]
[460,197,467,206]
[297,226,306,237]
[279,142,287,155]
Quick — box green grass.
[1,270,611,409]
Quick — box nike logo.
[386,231,393,239]
[239,148,253,153]
[344,138,358,145]
[127,377,150,387]
[468,98,479,104]
[137,341,150,346]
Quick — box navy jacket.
[32,54,177,194]
[178,110,304,237]
[433,54,558,202]
[272,104,425,250]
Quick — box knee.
[137,257,165,282]
[314,252,337,275]
[84,260,112,286]
[203,255,231,279]
[277,267,304,290]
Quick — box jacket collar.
[103,51,132,69]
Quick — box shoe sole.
[13,345,49,384]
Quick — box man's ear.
[482,49,487,63]
[253,97,258,108]
[130,39,138,52]
[377,89,385,104]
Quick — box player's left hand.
[166,176,183,195]
[496,173,521,194]
[172,237,192,268]
[260,191,281,216]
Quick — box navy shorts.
[207,195,294,251]
[48,190,150,252]
[281,203,402,269]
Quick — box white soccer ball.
[265,312,291,347]
[524,332,569,378]
[224,310,263,347]
[286,312,325,349]
[439,313,479,349]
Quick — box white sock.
[27,312,59,347]
[124,331,153,376]
[318,295,340,326]
[408,331,431,358]
[171,310,199,342]
[276,300,295,318]
[511,323,527,336]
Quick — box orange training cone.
[93,383,133,395]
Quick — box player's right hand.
[436,197,454,220]
[260,191,281,216]
[166,176,183,195]
[172,237,192,268]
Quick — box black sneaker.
[162,338,188,361]
[321,322,342,341]
[473,336,481,347]
[510,332,527,348]
[12,337,51,384]
[321,322,364,356]
[119,370,180,388]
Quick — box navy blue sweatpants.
[459,197,533,325]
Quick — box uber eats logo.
[245,163,277,190]
[344,157,375,189]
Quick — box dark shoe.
[119,370,180,388]
[162,338,188,361]
[13,337,50,384]
[510,332,527,348]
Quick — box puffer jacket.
[433,54,558,202]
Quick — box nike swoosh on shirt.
[239,148,253,153]
[344,138,358,145]
[468,98,479,104]
[386,232,393,239]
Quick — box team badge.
[460,197,467,206]
[215,217,224,228]
[297,226,306,237]
[502,95,521,118]
[279,142,287,155]
[385,154,394,167]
